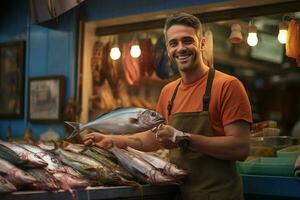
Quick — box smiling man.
[83,12,252,200]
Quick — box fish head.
[168,165,188,179]
[147,169,176,185]
[138,109,165,129]
[15,170,37,184]
[0,177,16,192]
[27,153,48,168]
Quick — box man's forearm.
[187,134,249,161]
[111,130,160,151]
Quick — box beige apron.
[168,68,244,200]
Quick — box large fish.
[26,169,60,191]
[53,172,90,200]
[126,147,187,179]
[0,140,47,168]
[0,144,26,165]
[58,148,122,185]
[110,146,176,185]
[65,107,164,139]
[0,158,37,186]
[19,144,67,174]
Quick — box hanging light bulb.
[247,24,258,47]
[110,46,121,60]
[130,44,141,58]
[278,22,288,44]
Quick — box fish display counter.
[1,184,177,200]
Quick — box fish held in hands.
[65,107,164,139]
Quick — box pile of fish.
[0,140,89,198]
[0,139,187,196]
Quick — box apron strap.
[167,68,215,115]
[203,68,215,111]
[167,81,181,116]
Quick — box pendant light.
[247,22,258,47]
[278,22,288,44]
[110,36,121,60]
[110,46,121,60]
[130,42,141,58]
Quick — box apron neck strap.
[203,68,215,111]
[167,68,215,116]
[168,81,181,116]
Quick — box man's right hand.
[83,132,126,149]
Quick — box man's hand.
[155,125,181,149]
[83,132,126,149]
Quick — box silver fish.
[0,175,16,193]
[26,168,60,191]
[0,158,37,186]
[110,146,176,185]
[126,147,187,179]
[19,144,67,174]
[53,172,90,200]
[58,148,122,185]
[53,172,89,189]
[0,140,47,168]
[0,144,26,165]
[65,107,164,139]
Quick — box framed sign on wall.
[0,41,25,118]
[28,75,65,122]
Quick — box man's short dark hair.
[163,12,203,37]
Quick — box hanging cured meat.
[138,39,155,77]
[121,41,141,86]
[91,41,105,86]
[154,35,178,79]
[102,41,119,94]
[286,19,300,67]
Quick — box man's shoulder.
[214,69,239,84]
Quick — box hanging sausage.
[138,38,155,77]
[121,41,141,86]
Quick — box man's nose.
[177,42,187,51]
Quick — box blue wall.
[0,0,78,139]
[0,0,222,140]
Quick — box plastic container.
[252,128,280,137]
[237,157,296,176]
[250,136,293,148]
[251,121,277,132]
[250,146,276,157]
[277,145,300,158]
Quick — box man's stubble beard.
[170,52,199,73]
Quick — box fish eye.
[51,157,58,164]
[150,111,156,117]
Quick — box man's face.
[165,24,202,72]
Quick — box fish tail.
[65,121,82,139]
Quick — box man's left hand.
[155,125,180,149]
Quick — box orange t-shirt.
[156,70,253,136]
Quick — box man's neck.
[181,65,209,84]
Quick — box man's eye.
[183,39,193,44]
[169,42,177,47]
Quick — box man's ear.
[199,37,206,51]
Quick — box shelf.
[1,185,177,200]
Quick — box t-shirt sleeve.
[220,79,253,126]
